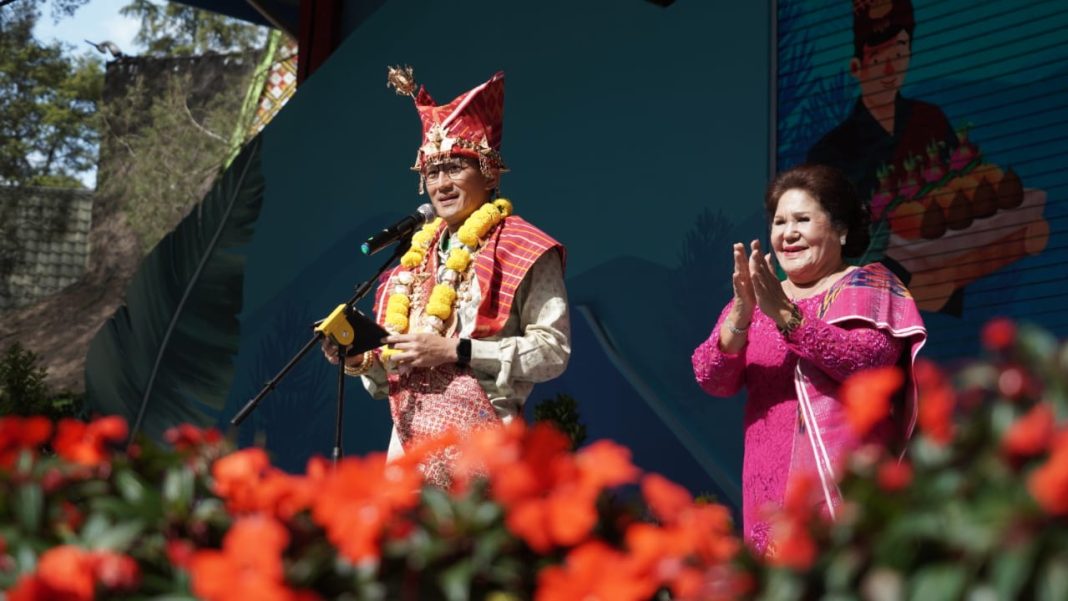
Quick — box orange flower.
[1002,403,1055,458]
[53,416,128,466]
[575,440,640,490]
[876,459,913,492]
[642,473,692,524]
[982,317,1016,352]
[1028,443,1068,516]
[629,476,740,597]
[915,360,955,445]
[536,541,657,601]
[35,545,96,600]
[765,515,817,570]
[190,515,310,601]
[841,367,903,438]
[310,453,421,563]
[212,448,270,510]
[0,416,53,468]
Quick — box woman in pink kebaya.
[692,164,926,552]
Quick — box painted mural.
[777,0,1067,357]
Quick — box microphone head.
[417,203,436,223]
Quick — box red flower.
[311,453,421,563]
[34,545,96,600]
[166,539,196,569]
[190,515,316,601]
[91,550,140,592]
[1028,441,1068,516]
[842,367,903,438]
[1002,403,1055,458]
[915,360,955,445]
[765,515,817,570]
[53,416,128,467]
[877,459,913,492]
[642,473,692,523]
[165,423,223,453]
[982,317,1016,352]
[536,541,658,601]
[0,416,53,468]
[461,423,639,552]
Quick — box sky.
[32,0,143,187]
[33,0,143,58]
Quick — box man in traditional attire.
[325,67,570,482]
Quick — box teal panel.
[219,0,770,503]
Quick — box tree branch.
[183,100,226,143]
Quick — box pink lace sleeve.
[691,301,746,397]
[783,304,904,382]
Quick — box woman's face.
[770,188,846,286]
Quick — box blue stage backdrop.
[86,0,773,512]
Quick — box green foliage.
[0,1,103,187]
[97,66,253,250]
[533,393,587,449]
[0,342,81,419]
[85,139,266,441]
[120,0,267,57]
[744,321,1068,600]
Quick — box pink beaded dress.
[691,263,925,551]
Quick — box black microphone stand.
[230,237,407,464]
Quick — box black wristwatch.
[456,338,472,366]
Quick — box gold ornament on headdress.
[386,65,417,98]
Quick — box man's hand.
[384,333,460,368]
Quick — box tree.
[121,0,266,57]
[0,2,102,188]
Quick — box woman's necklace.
[379,198,513,362]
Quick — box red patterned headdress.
[386,66,507,175]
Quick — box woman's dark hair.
[764,164,871,259]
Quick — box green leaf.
[908,564,967,601]
[14,483,43,533]
[88,519,145,551]
[438,559,474,601]
[163,467,196,513]
[85,137,266,441]
[1038,554,1068,601]
[992,541,1037,601]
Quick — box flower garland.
[379,198,514,362]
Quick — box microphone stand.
[230,237,408,464]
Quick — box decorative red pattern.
[372,215,564,339]
[414,72,505,163]
[387,364,499,486]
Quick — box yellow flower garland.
[380,198,513,362]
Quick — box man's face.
[851,29,911,104]
[422,157,497,230]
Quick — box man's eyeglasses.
[422,161,472,183]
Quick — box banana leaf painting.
[85,138,265,442]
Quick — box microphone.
[360,203,436,255]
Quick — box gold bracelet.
[343,351,374,376]
[776,303,804,338]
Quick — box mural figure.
[692,164,926,551]
[322,67,570,484]
[806,0,1049,313]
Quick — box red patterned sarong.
[388,363,499,485]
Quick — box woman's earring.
[840,234,847,245]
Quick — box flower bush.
[2,319,1067,600]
